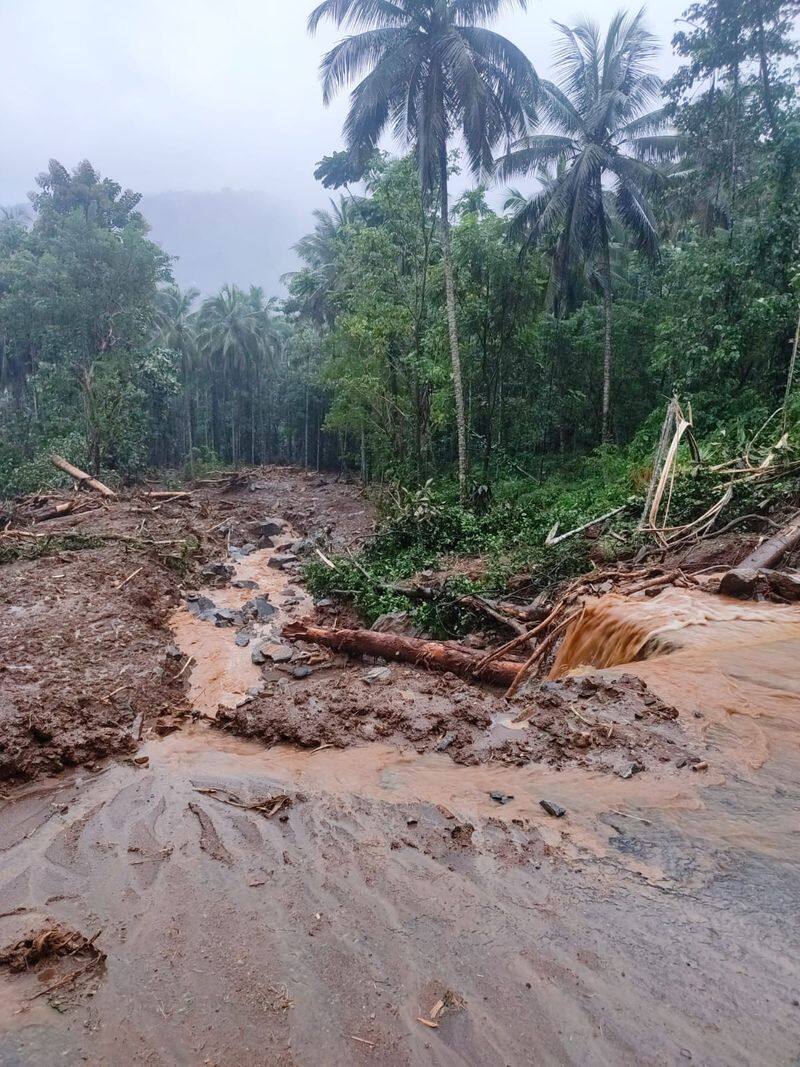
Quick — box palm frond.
[497,134,575,179]
[320,28,406,104]
[308,0,406,33]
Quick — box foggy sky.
[1,0,690,292]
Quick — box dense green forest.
[1,0,799,516]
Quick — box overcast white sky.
[1,0,689,210]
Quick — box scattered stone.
[268,552,298,570]
[363,666,392,685]
[539,800,566,818]
[201,561,234,580]
[165,644,182,659]
[265,644,293,663]
[490,791,514,805]
[251,646,267,666]
[616,761,644,780]
[435,733,456,752]
[291,538,317,556]
[232,579,259,590]
[292,665,311,679]
[315,598,334,608]
[211,608,239,628]
[406,818,418,827]
[243,596,278,622]
[186,594,216,616]
[133,755,150,767]
[253,518,284,538]
[235,633,251,648]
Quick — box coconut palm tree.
[500,9,680,441]
[154,285,200,472]
[198,285,268,464]
[284,196,356,325]
[308,0,537,501]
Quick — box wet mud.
[2,468,800,1064]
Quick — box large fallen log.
[283,620,523,687]
[50,455,116,497]
[719,510,800,597]
[31,500,76,522]
[736,511,800,571]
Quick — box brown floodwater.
[4,563,800,1065]
[169,534,312,716]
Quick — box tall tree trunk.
[755,3,779,138]
[439,143,469,503]
[181,351,195,477]
[599,206,614,443]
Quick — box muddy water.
[169,560,800,847]
[552,585,800,676]
[169,536,312,715]
[4,572,800,1063]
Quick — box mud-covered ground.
[0,468,371,782]
[2,466,800,1066]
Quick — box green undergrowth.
[305,427,800,636]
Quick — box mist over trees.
[1,0,799,498]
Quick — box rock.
[234,633,251,647]
[489,790,514,804]
[719,567,759,599]
[363,666,392,685]
[165,644,182,659]
[292,665,311,679]
[232,579,259,590]
[265,644,293,663]
[292,538,317,556]
[268,552,298,570]
[211,608,239,627]
[539,800,566,818]
[185,594,216,617]
[257,535,275,549]
[230,543,258,559]
[133,755,150,767]
[251,646,268,666]
[435,732,456,752]
[253,518,284,538]
[616,761,644,780]
[201,561,234,580]
[243,596,277,622]
[315,598,334,608]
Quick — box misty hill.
[141,189,309,298]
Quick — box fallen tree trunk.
[50,455,116,497]
[283,620,523,687]
[719,511,800,598]
[736,511,800,571]
[31,500,76,522]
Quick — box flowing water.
[4,555,800,1064]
